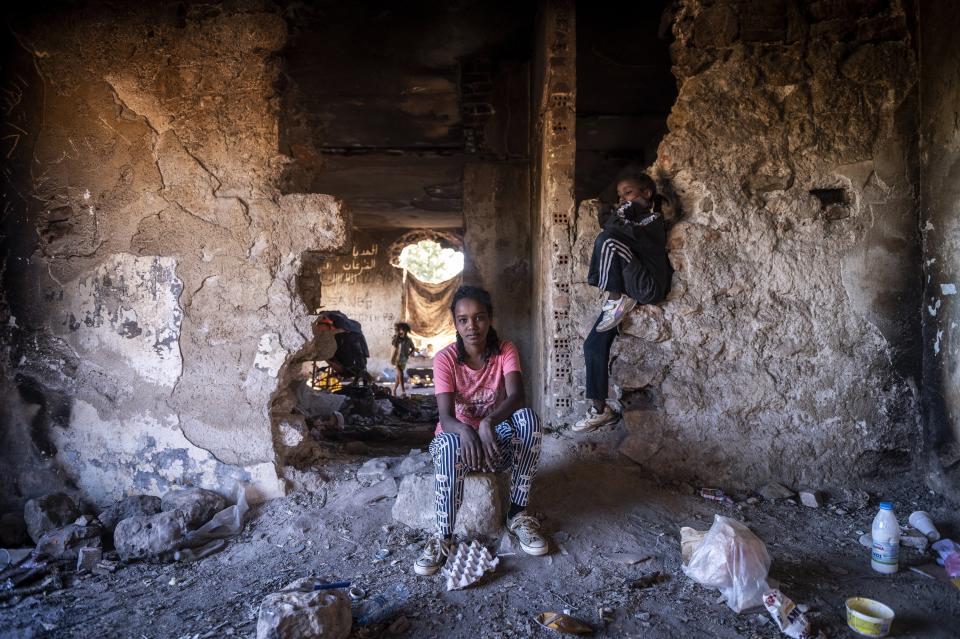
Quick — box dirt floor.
[3,431,959,639]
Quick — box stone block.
[392,473,507,538]
[799,490,822,508]
[97,495,162,534]
[257,578,351,639]
[161,488,226,530]
[24,493,81,544]
[114,510,189,560]
[36,523,103,559]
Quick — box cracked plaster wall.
[0,2,350,508]
[566,0,924,488]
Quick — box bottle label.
[871,539,899,565]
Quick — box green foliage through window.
[398,240,464,283]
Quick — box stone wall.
[919,0,960,482]
[565,0,924,488]
[0,3,350,509]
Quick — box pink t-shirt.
[433,340,522,434]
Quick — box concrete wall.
[316,229,405,376]
[462,162,534,382]
[561,0,925,489]
[919,0,960,484]
[0,4,350,509]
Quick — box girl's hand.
[478,418,499,471]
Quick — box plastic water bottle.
[871,501,900,574]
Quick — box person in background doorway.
[391,322,415,397]
[414,286,548,576]
[573,171,673,433]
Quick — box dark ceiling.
[279,1,536,229]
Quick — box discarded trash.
[763,589,818,639]
[374,548,391,561]
[534,612,594,635]
[899,529,929,551]
[597,606,614,622]
[858,533,873,548]
[313,580,351,591]
[355,583,411,625]
[174,539,228,562]
[680,527,708,565]
[348,585,366,600]
[845,597,894,637]
[442,540,499,591]
[870,502,900,574]
[604,552,650,565]
[931,539,960,588]
[907,511,940,541]
[683,515,771,612]
[629,572,669,589]
[76,547,102,572]
[92,559,118,575]
[700,488,734,506]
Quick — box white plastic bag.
[683,515,771,612]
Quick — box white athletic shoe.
[414,536,453,576]
[596,296,637,332]
[507,513,549,556]
[571,405,620,433]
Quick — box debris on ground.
[764,589,822,639]
[799,490,822,508]
[759,483,795,500]
[442,540,499,591]
[534,611,594,635]
[256,577,351,639]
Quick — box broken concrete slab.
[76,546,103,571]
[24,493,82,544]
[257,578,351,639]
[759,483,795,500]
[397,449,432,475]
[356,458,391,481]
[161,488,226,530]
[392,473,507,538]
[97,495,162,534]
[113,511,189,561]
[36,522,103,559]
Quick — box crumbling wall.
[567,0,923,488]
[919,0,960,484]
[462,162,534,378]
[0,3,350,508]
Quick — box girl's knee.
[430,432,460,460]
[512,408,542,440]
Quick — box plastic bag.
[173,484,249,560]
[683,515,771,612]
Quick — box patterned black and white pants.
[428,407,542,539]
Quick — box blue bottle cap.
[879,501,893,510]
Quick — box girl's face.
[453,298,491,349]
[617,179,653,207]
[397,327,407,337]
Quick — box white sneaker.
[414,536,453,576]
[507,513,548,556]
[571,405,620,433]
[596,296,637,332]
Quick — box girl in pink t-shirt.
[413,286,548,576]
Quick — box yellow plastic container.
[846,597,895,637]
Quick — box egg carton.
[442,540,499,591]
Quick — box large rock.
[257,578,351,639]
[113,511,188,560]
[161,488,226,529]
[36,522,103,559]
[392,473,507,538]
[24,493,81,543]
[98,495,162,534]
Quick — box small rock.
[0,512,28,547]
[98,495,162,534]
[76,546,102,571]
[161,489,226,530]
[375,399,394,416]
[799,491,821,508]
[357,459,391,481]
[745,497,759,505]
[758,483,794,500]
[397,451,432,476]
[257,579,351,639]
[842,488,870,511]
[114,511,189,560]
[92,559,118,575]
[36,522,103,559]
[24,493,81,544]
[635,612,651,621]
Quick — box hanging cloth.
[402,271,460,338]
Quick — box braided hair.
[450,285,501,364]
